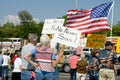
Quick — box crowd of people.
[0,33,119,80]
[0,33,64,80]
[69,41,119,80]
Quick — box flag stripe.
[69,24,108,30]
[66,2,113,34]
[81,27,111,34]
[67,13,90,20]
[67,18,107,26]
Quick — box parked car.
[58,49,91,73]
[58,48,92,73]
[58,50,72,73]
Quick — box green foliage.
[112,24,120,36]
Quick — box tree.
[18,10,33,25]
[18,10,39,39]
[2,22,15,38]
[112,24,120,36]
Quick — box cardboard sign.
[52,26,81,48]
[42,19,64,34]
[86,34,106,48]
[116,37,120,53]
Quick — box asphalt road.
[59,72,120,80]
[8,69,120,80]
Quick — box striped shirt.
[31,46,56,72]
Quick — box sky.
[0,0,120,25]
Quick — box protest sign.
[116,37,120,53]
[86,34,106,48]
[42,19,64,34]
[52,26,81,48]
[79,38,87,48]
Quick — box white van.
[83,48,92,54]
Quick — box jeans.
[89,71,98,80]
[2,66,8,80]
[89,75,98,80]
[54,67,59,80]
[70,69,76,80]
[35,71,55,80]
[21,70,32,80]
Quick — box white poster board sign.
[42,19,64,34]
[52,26,81,48]
[79,38,87,48]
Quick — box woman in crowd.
[76,53,88,80]
[11,50,22,80]
[2,48,11,80]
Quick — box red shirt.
[69,55,79,69]
[11,55,18,64]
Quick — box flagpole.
[75,0,78,9]
[110,0,114,38]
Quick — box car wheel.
[63,64,70,73]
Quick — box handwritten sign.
[79,38,87,48]
[42,19,64,34]
[52,26,81,48]
[86,34,106,48]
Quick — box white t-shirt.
[2,55,10,66]
[13,57,22,72]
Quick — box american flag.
[66,2,113,34]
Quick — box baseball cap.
[105,41,113,46]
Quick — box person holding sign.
[24,34,63,80]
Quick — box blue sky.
[0,0,119,25]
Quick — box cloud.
[4,15,20,25]
[3,15,40,25]
[33,18,40,24]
